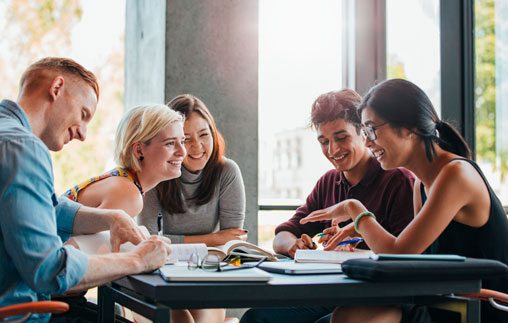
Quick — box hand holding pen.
[157,212,163,236]
[316,225,339,245]
[288,233,317,258]
[336,237,363,247]
[316,222,360,251]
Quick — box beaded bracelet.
[354,211,376,234]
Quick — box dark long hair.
[157,94,226,213]
[358,79,471,161]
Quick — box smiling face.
[317,118,367,172]
[361,106,414,170]
[182,112,214,173]
[42,79,97,151]
[140,121,186,181]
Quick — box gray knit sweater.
[137,158,246,243]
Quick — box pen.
[157,212,163,236]
[316,233,325,237]
[336,238,363,247]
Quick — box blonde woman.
[63,104,186,322]
[64,104,186,219]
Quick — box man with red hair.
[0,57,171,322]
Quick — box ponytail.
[434,121,471,159]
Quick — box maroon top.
[275,157,415,249]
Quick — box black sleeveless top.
[420,158,508,322]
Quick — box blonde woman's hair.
[114,104,184,172]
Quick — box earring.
[139,156,144,161]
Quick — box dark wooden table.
[98,271,481,322]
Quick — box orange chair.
[459,288,508,312]
[0,301,69,322]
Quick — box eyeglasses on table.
[187,253,267,272]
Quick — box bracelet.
[354,211,376,234]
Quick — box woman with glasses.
[301,79,508,323]
[138,94,247,323]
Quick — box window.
[475,0,508,205]
[0,0,125,194]
[258,0,342,249]
[386,0,441,114]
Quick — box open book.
[208,240,280,262]
[295,249,375,264]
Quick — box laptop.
[258,261,342,275]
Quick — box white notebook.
[294,249,374,264]
[159,263,272,282]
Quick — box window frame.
[258,0,480,219]
[440,0,476,157]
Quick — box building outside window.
[258,0,342,249]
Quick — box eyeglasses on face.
[187,253,267,272]
[361,122,388,141]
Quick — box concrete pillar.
[125,0,259,244]
[125,0,166,107]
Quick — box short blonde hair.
[114,104,184,172]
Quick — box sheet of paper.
[168,243,208,263]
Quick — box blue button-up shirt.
[0,99,88,322]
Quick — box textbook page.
[167,243,208,263]
[209,240,279,261]
[295,249,374,264]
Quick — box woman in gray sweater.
[138,94,246,323]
